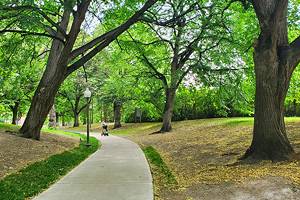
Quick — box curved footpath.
[34,133,153,200]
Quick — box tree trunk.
[11,101,20,125]
[243,0,295,161]
[62,114,66,126]
[19,8,71,140]
[113,100,122,129]
[73,113,80,127]
[160,88,176,132]
[56,114,60,127]
[293,99,297,116]
[243,71,294,160]
[20,70,65,139]
[48,105,56,128]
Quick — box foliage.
[0,34,45,122]
[0,0,299,126]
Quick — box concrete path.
[34,133,153,200]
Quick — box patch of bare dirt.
[183,177,300,200]
[0,131,79,179]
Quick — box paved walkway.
[34,133,153,200]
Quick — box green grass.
[0,124,99,200]
[110,117,300,136]
[0,123,20,132]
[143,146,177,186]
[112,123,161,136]
[42,128,82,138]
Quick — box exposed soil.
[111,118,300,200]
[0,131,79,179]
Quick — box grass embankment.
[143,146,177,199]
[109,117,300,199]
[143,146,177,186]
[0,123,99,200]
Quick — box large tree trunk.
[243,0,295,161]
[73,113,80,127]
[160,88,176,132]
[19,8,71,140]
[113,100,122,129]
[11,101,20,125]
[244,68,294,160]
[20,69,66,139]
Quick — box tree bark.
[10,101,20,125]
[160,88,176,132]
[243,0,297,161]
[73,113,80,127]
[20,69,65,139]
[113,100,122,129]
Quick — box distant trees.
[58,72,90,127]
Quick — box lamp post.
[84,88,91,146]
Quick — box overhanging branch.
[0,29,65,43]
[290,35,300,71]
[66,0,157,76]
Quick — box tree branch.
[141,54,169,88]
[0,5,68,38]
[290,35,300,70]
[58,91,75,111]
[66,0,157,76]
[0,29,65,43]
[140,2,199,27]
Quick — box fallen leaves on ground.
[111,118,300,200]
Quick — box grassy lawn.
[0,123,99,200]
[109,117,300,200]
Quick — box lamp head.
[84,87,91,98]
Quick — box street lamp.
[84,87,91,146]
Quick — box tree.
[0,0,157,139]
[58,71,90,127]
[241,0,300,161]
[126,0,231,132]
[94,49,143,129]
